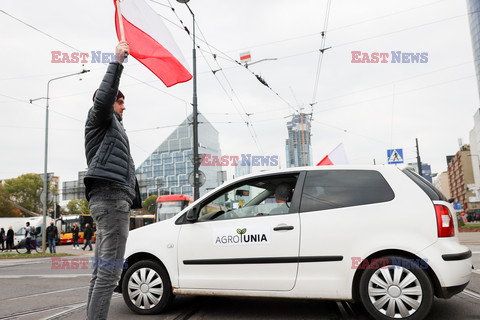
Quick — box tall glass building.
[285,113,312,167]
[467,0,480,98]
[135,113,221,199]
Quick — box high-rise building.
[466,0,480,98]
[62,171,86,201]
[433,171,452,199]
[285,113,312,167]
[135,113,222,199]
[469,109,480,195]
[446,145,478,211]
[234,161,252,179]
[406,162,433,183]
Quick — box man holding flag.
[84,41,142,320]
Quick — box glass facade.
[136,113,222,199]
[285,113,312,167]
[467,0,480,98]
[407,162,433,183]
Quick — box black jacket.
[46,225,58,240]
[84,226,93,241]
[84,62,141,209]
[6,229,13,242]
[72,226,79,240]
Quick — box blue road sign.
[387,149,404,164]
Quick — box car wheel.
[359,256,433,320]
[122,260,174,315]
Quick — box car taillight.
[435,204,455,237]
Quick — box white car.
[118,166,472,320]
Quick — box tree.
[66,199,90,216]
[0,184,19,217]
[142,194,158,215]
[4,173,43,213]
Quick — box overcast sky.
[0,0,478,188]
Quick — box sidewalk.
[458,231,480,245]
[54,243,96,256]
[0,242,95,256]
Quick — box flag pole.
[116,0,125,41]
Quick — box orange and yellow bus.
[59,213,96,244]
[156,194,193,221]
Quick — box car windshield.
[15,227,24,236]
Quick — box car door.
[177,173,302,291]
[297,169,396,299]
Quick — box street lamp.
[30,68,89,252]
[177,0,199,200]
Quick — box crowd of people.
[0,221,94,253]
[0,226,14,252]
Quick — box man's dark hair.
[275,183,293,202]
[26,222,30,226]
[92,89,124,102]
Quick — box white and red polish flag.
[114,0,192,87]
[316,143,349,166]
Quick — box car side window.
[198,175,298,221]
[300,170,395,212]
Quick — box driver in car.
[269,183,293,215]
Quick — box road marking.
[5,286,89,302]
[43,294,121,320]
[473,269,480,275]
[462,289,480,301]
[0,260,47,268]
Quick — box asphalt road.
[0,233,478,320]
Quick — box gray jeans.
[86,200,130,320]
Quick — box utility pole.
[416,138,422,177]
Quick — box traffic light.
[51,204,61,219]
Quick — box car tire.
[122,260,174,315]
[359,256,433,320]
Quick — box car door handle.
[273,225,294,231]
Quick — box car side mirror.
[186,207,199,222]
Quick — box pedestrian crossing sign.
[387,149,404,164]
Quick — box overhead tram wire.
[0,10,189,106]
[219,0,453,55]
[163,0,295,113]
[0,9,191,157]
[166,0,266,154]
[311,0,332,112]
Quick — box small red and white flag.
[240,51,251,63]
[114,0,192,87]
[317,143,349,166]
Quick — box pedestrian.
[24,222,32,254]
[72,223,80,249]
[0,227,5,251]
[82,223,93,251]
[46,221,58,253]
[83,41,142,320]
[6,226,14,252]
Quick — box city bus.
[156,194,193,221]
[59,213,95,245]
